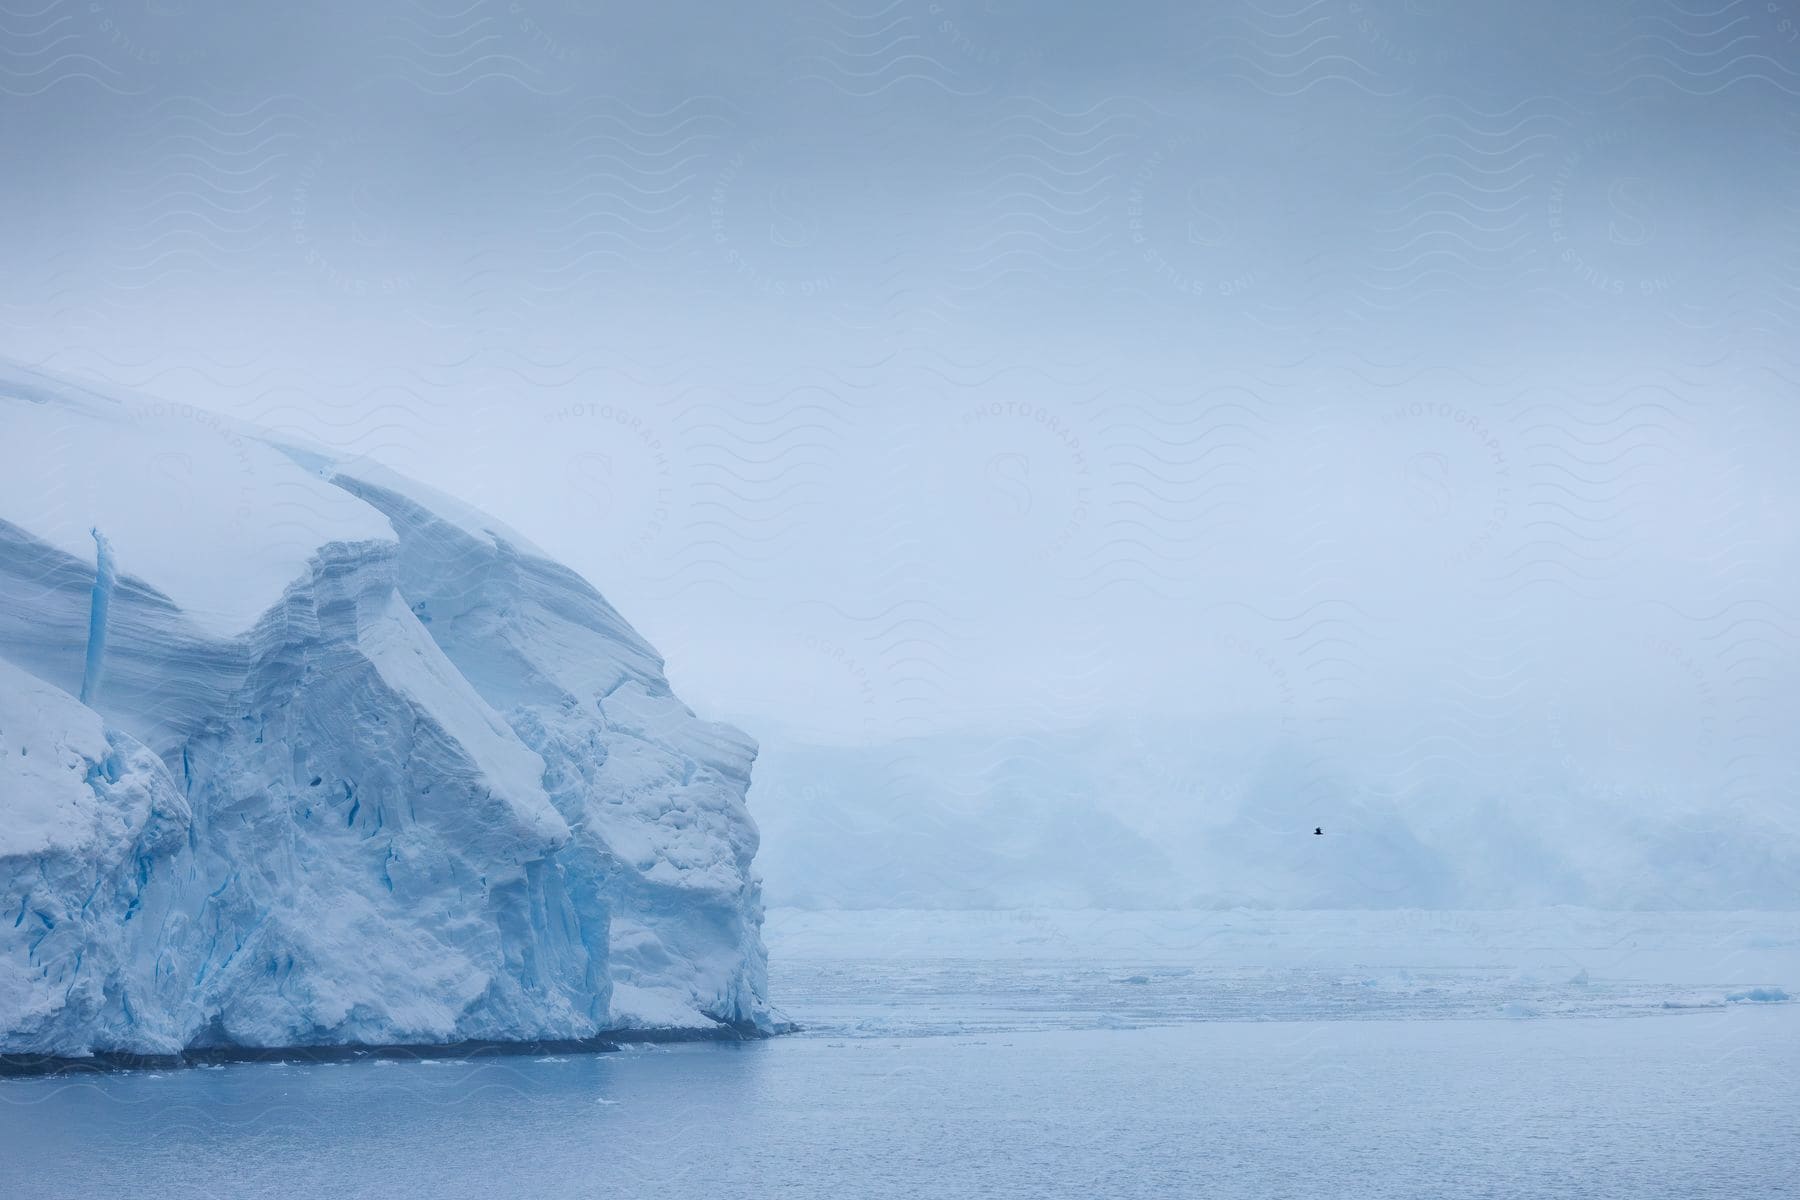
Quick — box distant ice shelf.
[0,360,773,1059]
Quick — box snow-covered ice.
[0,360,772,1058]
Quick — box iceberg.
[0,361,772,1059]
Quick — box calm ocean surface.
[4,912,1796,1199]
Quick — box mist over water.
[4,12,1800,1200]
[3,0,1797,906]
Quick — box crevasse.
[78,528,113,707]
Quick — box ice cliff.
[0,362,771,1058]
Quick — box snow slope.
[0,361,770,1058]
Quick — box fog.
[4,0,1796,903]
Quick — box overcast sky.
[2,0,1796,840]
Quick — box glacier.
[0,361,773,1059]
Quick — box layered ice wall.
[0,363,770,1057]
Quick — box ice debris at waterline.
[0,361,773,1058]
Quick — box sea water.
[3,910,1795,1199]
